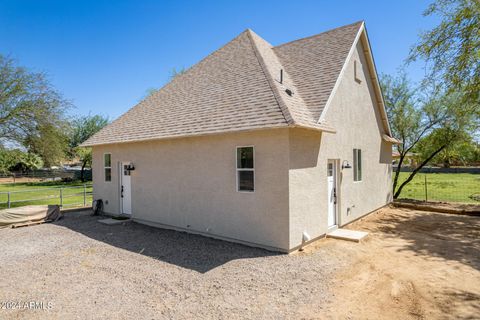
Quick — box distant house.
[83,21,399,252]
[392,151,418,167]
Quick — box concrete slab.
[327,228,368,242]
[98,218,131,225]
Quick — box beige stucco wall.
[92,128,291,251]
[288,40,393,249]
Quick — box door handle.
[121,185,124,198]
[333,188,337,204]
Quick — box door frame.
[327,159,339,229]
[119,161,132,215]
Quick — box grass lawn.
[0,180,93,209]
[0,173,478,208]
[397,172,480,204]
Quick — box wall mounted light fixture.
[341,160,352,169]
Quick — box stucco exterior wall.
[288,40,393,249]
[92,128,291,251]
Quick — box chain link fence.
[0,184,93,209]
[397,173,480,204]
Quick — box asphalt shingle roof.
[83,22,363,146]
[274,21,363,120]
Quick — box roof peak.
[274,21,364,49]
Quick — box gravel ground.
[0,211,349,320]
[2,208,478,319]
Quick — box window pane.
[104,154,111,167]
[238,170,254,191]
[353,149,362,181]
[327,163,333,177]
[358,150,362,181]
[105,168,111,182]
[353,150,357,181]
[237,147,254,169]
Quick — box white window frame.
[236,146,255,193]
[353,149,362,182]
[104,153,112,182]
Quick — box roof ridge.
[274,20,364,49]
[245,29,295,125]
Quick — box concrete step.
[327,228,368,242]
[98,218,131,225]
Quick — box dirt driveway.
[0,207,478,319]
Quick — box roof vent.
[285,88,294,96]
[279,69,283,84]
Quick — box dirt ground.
[305,207,480,319]
[0,177,44,184]
[0,207,478,319]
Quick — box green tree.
[381,73,429,195]
[0,148,22,173]
[169,67,186,81]
[69,114,109,181]
[24,123,69,168]
[421,134,480,167]
[20,153,43,171]
[5,151,43,173]
[409,0,480,107]
[381,73,476,198]
[0,55,70,145]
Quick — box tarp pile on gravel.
[0,205,62,229]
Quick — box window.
[353,149,362,182]
[354,60,362,83]
[327,163,334,177]
[236,147,254,192]
[104,153,112,182]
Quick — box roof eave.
[382,134,402,144]
[80,122,337,148]
[290,123,337,134]
[79,124,291,147]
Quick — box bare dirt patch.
[302,207,480,319]
[0,177,44,184]
[394,199,480,215]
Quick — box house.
[82,21,399,253]
[392,151,418,167]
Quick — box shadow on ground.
[363,208,480,271]
[55,211,278,273]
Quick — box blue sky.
[0,0,438,120]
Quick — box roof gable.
[317,23,394,138]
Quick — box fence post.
[60,188,63,208]
[7,192,10,208]
[83,184,87,207]
[424,175,428,202]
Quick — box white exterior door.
[121,162,132,215]
[327,160,337,228]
